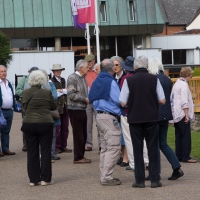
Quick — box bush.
[0,32,12,67]
[193,67,200,76]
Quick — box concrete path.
[0,113,200,200]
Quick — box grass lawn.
[167,125,200,160]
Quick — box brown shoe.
[3,151,16,155]
[85,147,92,151]
[55,149,62,154]
[61,148,72,153]
[0,152,4,157]
[74,158,91,164]
[183,159,197,163]
[22,146,27,152]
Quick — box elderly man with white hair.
[0,65,16,157]
[67,59,91,164]
[120,55,166,188]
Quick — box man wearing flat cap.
[51,64,72,154]
[84,54,101,152]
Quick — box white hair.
[76,60,88,71]
[0,65,6,70]
[148,57,164,75]
[40,69,52,90]
[134,55,148,69]
[94,63,100,70]
[28,70,47,86]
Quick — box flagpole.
[94,0,100,63]
[86,23,91,54]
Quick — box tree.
[0,32,12,67]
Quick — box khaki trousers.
[121,116,149,169]
[96,113,121,182]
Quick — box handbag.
[0,108,7,128]
[50,110,60,120]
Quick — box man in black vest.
[120,56,166,188]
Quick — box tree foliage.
[193,67,200,76]
[0,32,12,67]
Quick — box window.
[174,50,186,64]
[100,1,107,22]
[117,36,133,58]
[162,50,186,65]
[129,0,135,21]
[11,39,37,51]
[39,38,55,51]
[162,50,172,65]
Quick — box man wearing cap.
[0,65,16,157]
[51,64,72,154]
[15,66,39,152]
[84,54,101,152]
[119,56,149,171]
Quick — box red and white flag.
[76,0,95,24]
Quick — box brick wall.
[155,25,185,36]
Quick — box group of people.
[0,53,197,188]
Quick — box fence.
[171,77,200,112]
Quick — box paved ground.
[0,113,200,200]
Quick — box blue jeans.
[51,126,56,157]
[0,109,13,152]
[158,121,180,170]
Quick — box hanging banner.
[71,0,86,28]
[76,0,95,24]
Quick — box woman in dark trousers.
[21,70,57,187]
[148,57,184,180]
[170,67,197,164]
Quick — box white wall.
[7,51,74,89]
[134,49,162,60]
[187,15,200,30]
[151,35,200,50]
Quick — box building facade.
[0,0,164,62]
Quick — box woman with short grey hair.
[170,67,196,163]
[110,56,126,85]
[21,70,57,186]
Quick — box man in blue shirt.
[89,59,122,186]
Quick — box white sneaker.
[41,181,54,186]
[30,182,41,187]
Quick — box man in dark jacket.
[120,56,166,188]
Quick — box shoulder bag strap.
[24,88,40,111]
